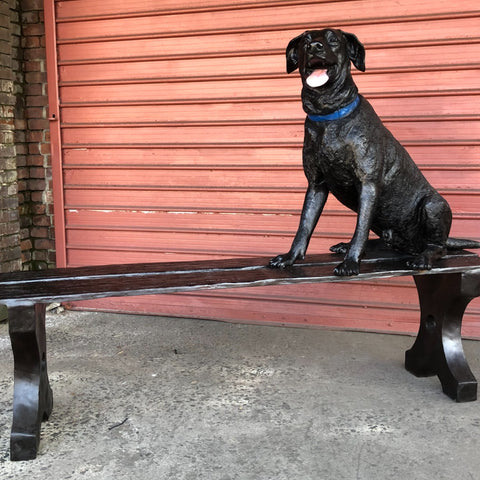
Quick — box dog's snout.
[308,41,324,53]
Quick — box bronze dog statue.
[269,28,480,276]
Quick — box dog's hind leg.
[330,238,385,255]
[407,244,446,270]
[269,184,328,268]
[407,195,452,270]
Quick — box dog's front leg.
[334,182,378,276]
[269,184,328,268]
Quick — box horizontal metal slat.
[55,0,480,36]
[63,186,307,211]
[61,146,302,166]
[56,0,318,20]
[62,163,480,190]
[60,120,480,147]
[64,228,349,257]
[60,144,480,167]
[59,94,480,125]
[63,209,479,241]
[63,208,355,232]
[59,70,480,104]
[57,39,480,72]
[56,17,480,47]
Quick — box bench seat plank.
[1,250,480,306]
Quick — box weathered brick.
[25,70,46,84]
[0,38,10,55]
[23,83,42,95]
[30,191,43,202]
[21,35,40,49]
[26,129,42,142]
[22,0,44,11]
[31,202,45,214]
[22,46,44,61]
[32,214,50,226]
[28,166,45,178]
[22,23,44,37]
[27,117,48,130]
[25,94,48,106]
[30,226,47,238]
[34,243,53,259]
[27,142,40,154]
[34,238,54,250]
[16,166,28,179]
[21,10,39,24]
[26,154,43,165]
[21,238,32,251]
[0,143,14,156]
[16,152,26,164]
[27,178,45,190]
[39,142,50,154]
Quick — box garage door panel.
[50,1,480,336]
[60,120,480,147]
[56,0,277,20]
[62,165,480,191]
[56,0,480,38]
[59,70,480,104]
[65,227,350,256]
[61,145,480,168]
[58,41,480,76]
[63,166,306,189]
[64,208,479,245]
[57,16,480,50]
[64,208,356,233]
[62,147,303,167]
[63,187,306,211]
[60,101,305,125]
[60,94,480,125]
[63,185,480,215]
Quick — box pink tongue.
[306,69,329,88]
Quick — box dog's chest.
[309,124,358,186]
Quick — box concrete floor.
[0,310,479,479]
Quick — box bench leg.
[406,272,480,402]
[8,304,53,461]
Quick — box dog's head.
[286,29,365,91]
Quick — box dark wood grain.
[1,249,480,306]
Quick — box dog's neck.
[307,95,360,122]
[301,73,359,118]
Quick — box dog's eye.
[327,36,340,47]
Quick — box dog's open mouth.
[306,69,329,88]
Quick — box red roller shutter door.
[46,0,480,336]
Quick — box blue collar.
[307,95,360,122]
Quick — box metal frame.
[44,0,67,267]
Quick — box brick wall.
[0,0,53,273]
[18,0,54,270]
[0,0,21,273]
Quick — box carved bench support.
[8,304,53,461]
[406,270,480,402]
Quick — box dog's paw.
[268,252,300,269]
[329,242,349,255]
[407,256,432,271]
[334,259,360,276]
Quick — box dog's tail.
[446,237,480,250]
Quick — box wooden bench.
[2,244,480,461]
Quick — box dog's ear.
[286,33,304,73]
[342,31,366,72]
